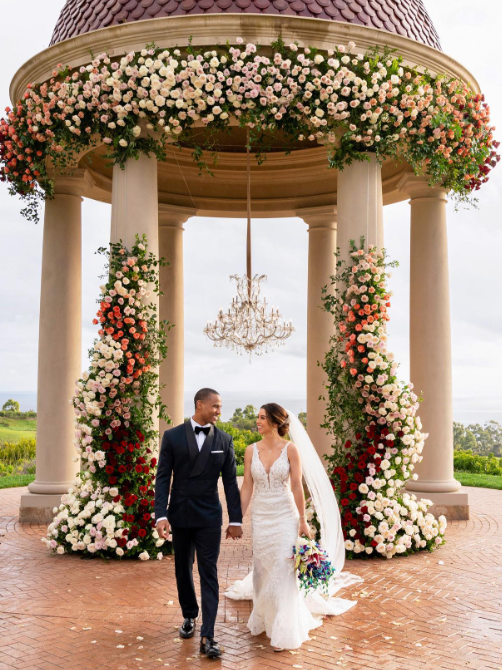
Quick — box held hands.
[225,525,243,540]
[156,519,171,541]
[299,518,311,539]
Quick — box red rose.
[105,466,114,474]
[118,465,126,473]
[341,498,349,506]
[135,464,142,473]
[138,529,147,538]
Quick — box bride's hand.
[299,519,311,539]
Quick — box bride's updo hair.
[261,403,290,437]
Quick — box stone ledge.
[406,489,470,521]
[427,504,470,521]
[19,492,62,523]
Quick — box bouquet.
[292,537,336,594]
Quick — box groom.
[155,388,243,659]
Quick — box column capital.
[296,205,337,229]
[398,174,448,202]
[47,168,94,198]
[159,204,196,229]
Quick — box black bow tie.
[194,426,211,436]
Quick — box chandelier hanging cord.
[203,124,295,356]
[246,128,252,299]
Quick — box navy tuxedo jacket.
[154,421,243,528]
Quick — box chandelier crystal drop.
[204,130,294,356]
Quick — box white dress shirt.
[156,418,242,526]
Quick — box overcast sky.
[0,1,500,423]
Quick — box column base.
[405,488,469,521]
[28,479,76,495]
[19,492,63,524]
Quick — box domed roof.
[50,0,441,51]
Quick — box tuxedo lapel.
[185,421,199,469]
[190,425,216,478]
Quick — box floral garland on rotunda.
[0,37,499,221]
[43,236,171,560]
[322,241,447,559]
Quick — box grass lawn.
[0,469,500,492]
[455,471,502,490]
[0,474,35,489]
[0,417,36,443]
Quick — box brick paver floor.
[1,483,501,670]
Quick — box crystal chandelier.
[204,132,294,356]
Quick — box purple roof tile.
[49,0,441,50]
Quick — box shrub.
[0,438,37,465]
[454,450,502,475]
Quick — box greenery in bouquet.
[293,537,336,593]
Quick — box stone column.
[111,153,160,444]
[111,155,159,255]
[336,153,384,264]
[399,175,468,520]
[158,205,194,432]
[20,190,83,523]
[297,206,337,461]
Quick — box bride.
[225,403,362,651]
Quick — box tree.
[467,420,502,457]
[2,399,20,412]
[298,411,307,429]
[453,422,477,452]
[230,405,258,431]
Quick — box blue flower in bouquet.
[292,538,336,593]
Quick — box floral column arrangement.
[322,240,447,559]
[43,235,170,560]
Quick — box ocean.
[1,391,500,425]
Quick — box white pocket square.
[211,450,224,454]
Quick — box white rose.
[119,139,128,147]
[56,546,65,555]
[139,551,150,561]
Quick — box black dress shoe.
[200,637,222,659]
[179,618,196,639]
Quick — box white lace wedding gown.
[225,442,361,650]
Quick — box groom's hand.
[156,519,171,540]
[225,525,243,540]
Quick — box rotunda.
[11,0,473,522]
